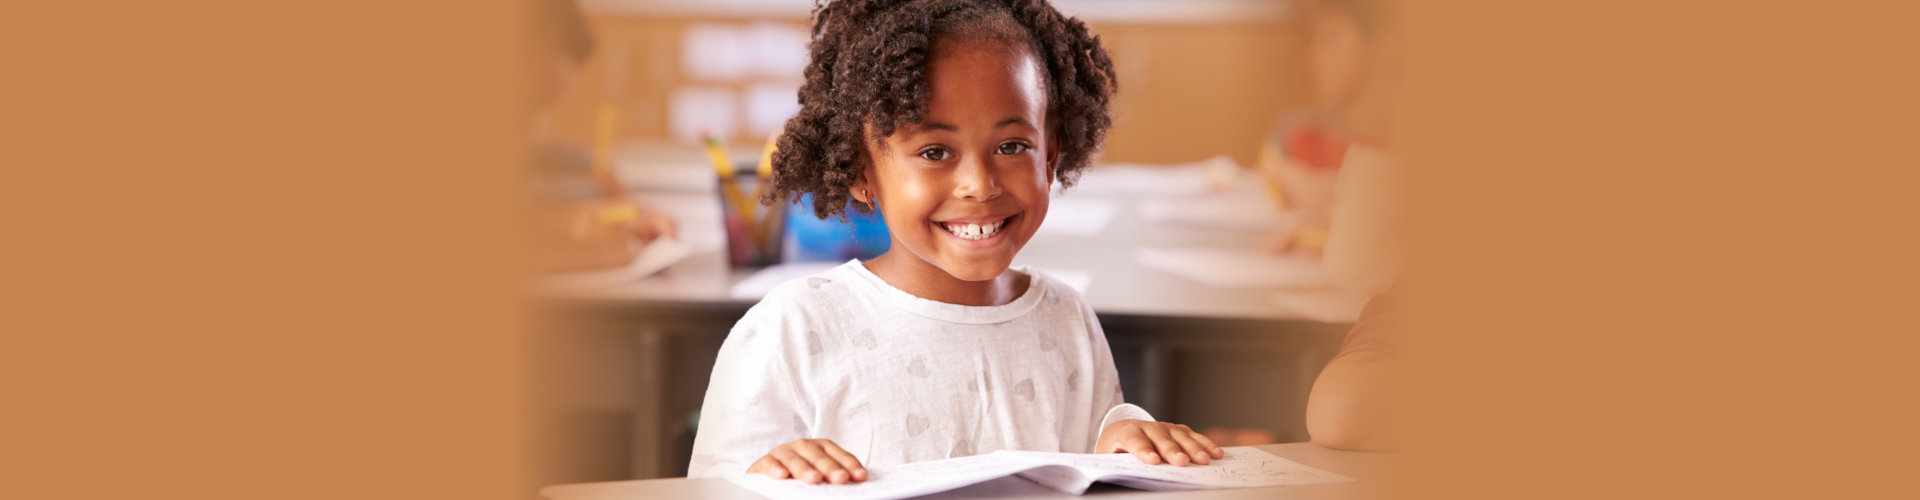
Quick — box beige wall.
[1096,20,1311,165]
[549,14,1311,167]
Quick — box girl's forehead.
[921,41,1048,119]
[928,36,1041,75]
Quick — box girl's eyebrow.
[909,117,1031,135]
[915,122,958,133]
[995,117,1032,130]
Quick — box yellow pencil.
[587,101,624,198]
[1257,140,1287,210]
[591,33,630,199]
[750,132,779,207]
[1293,227,1328,249]
[594,204,639,225]
[749,132,782,253]
[704,134,754,231]
[704,134,738,178]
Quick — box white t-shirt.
[686,260,1152,478]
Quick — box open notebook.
[724,446,1353,500]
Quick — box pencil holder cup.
[720,171,785,267]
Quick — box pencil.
[1257,140,1288,210]
[704,134,752,217]
[749,132,782,253]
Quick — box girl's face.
[858,41,1054,282]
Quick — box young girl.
[687,0,1221,483]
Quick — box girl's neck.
[863,250,1028,307]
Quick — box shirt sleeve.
[1079,296,1154,452]
[686,295,814,478]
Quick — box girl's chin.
[936,258,1014,282]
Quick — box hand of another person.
[629,204,677,244]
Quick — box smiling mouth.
[936,216,1012,241]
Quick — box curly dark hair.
[767,0,1117,219]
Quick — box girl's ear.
[1045,130,1061,186]
[850,176,870,204]
[851,124,881,209]
[850,162,876,207]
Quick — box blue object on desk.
[782,193,890,263]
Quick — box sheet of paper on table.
[1065,163,1217,197]
[1272,289,1373,323]
[1136,247,1334,289]
[1033,197,1118,237]
[1138,197,1289,233]
[724,446,1353,500]
[537,237,692,289]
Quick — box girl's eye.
[997,142,1029,155]
[919,148,952,162]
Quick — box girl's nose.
[952,154,1002,202]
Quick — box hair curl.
[767,0,1117,219]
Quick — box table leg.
[631,328,667,479]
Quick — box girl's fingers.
[1098,433,1124,454]
[793,441,852,484]
[1124,434,1163,465]
[749,455,788,479]
[1188,429,1226,458]
[770,448,823,484]
[817,440,869,482]
[1143,425,1190,466]
[1169,429,1213,465]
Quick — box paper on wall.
[1136,247,1333,289]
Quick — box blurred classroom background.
[531,0,1362,488]
[544,0,1307,166]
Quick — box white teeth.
[942,219,1007,240]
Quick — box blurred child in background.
[1296,0,1404,451]
[525,0,676,272]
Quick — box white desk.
[549,167,1342,322]
[541,442,1391,500]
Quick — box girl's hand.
[1096,420,1225,466]
[745,439,868,484]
